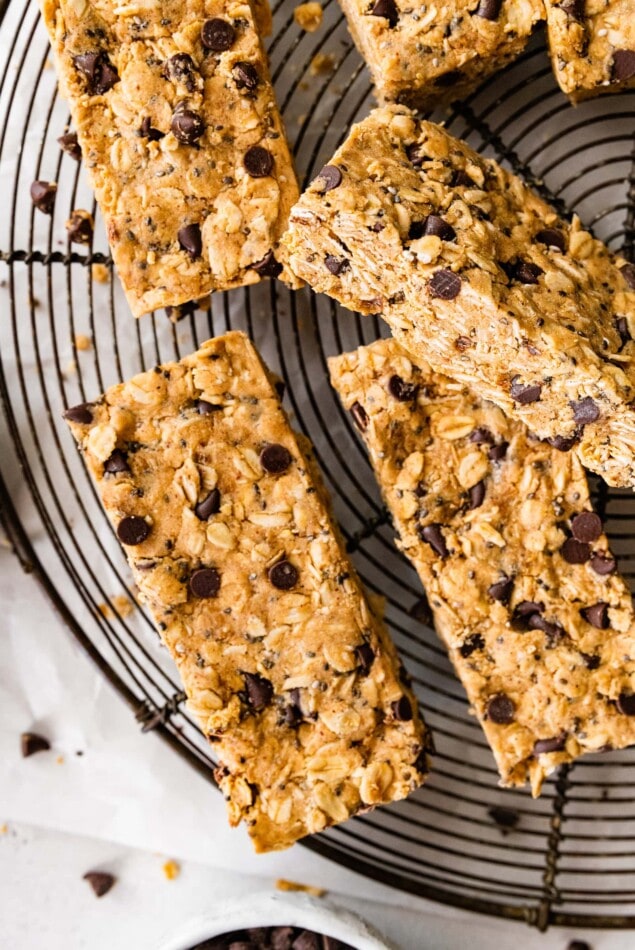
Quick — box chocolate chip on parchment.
[350,401,369,431]
[468,480,485,510]
[189,567,221,598]
[534,734,567,755]
[117,516,150,546]
[269,560,299,590]
[355,642,375,674]
[392,695,413,721]
[418,523,449,557]
[590,552,617,575]
[486,693,515,724]
[534,228,566,252]
[388,374,418,401]
[21,732,50,757]
[250,250,283,278]
[324,254,349,275]
[460,633,485,658]
[617,692,635,716]
[244,145,273,177]
[474,0,502,18]
[201,17,236,51]
[233,61,259,89]
[260,443,292,474]
[171,109,205,144]
[195,489,221,520]
[470,426,495,446]
[621,263,635,289]
[580,602,609,629]
[63,403,93,424]
[30,180,56,214]
[488,576,513,604]
[510,376,542,404]
[429,268,461,299]
[571,510,602,543]
[196,399,222,414]
[139,116,164,140]
[104,449,129,474]
[488,440,508,461]
[83,871,116,898]
[423,214,456,241]
[66,210,93,244]
[409,595,432,625]
[165,52,197,88]
[560,537,591,564]
[243,671,273,710]
[58,131,81,160]
[73,52,119,95]
[570,396,599,426]
[370,0,399,27]
[612,49,635,83]
[178,223,202,259]
[488,805,519,831]
[316,164,342,191]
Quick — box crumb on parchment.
[276,878,326,897]
[294,2,322,32]
[162,859,180,880]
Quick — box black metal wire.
[1,0,635,930]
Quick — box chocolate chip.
[559,0,583,18]
[139,116,164,140]
[316,165,342,191]
[171,109,205,144]
[513,600,545,624]
[189,567,221,598]
[488,576,513,604]
[201,17,236,51]
[283,702,302,727]
[30,180,56,214]
[244,145,273,177]
[547,433,579,452]
[370,0,398,26]
[243,671,273,710]
[83,872,116,898]
[350,401,369,431]
[233,61,259,90]
[453,169,476,187]
[486,693,515,724]
[621,263,635,290]
[104,449,129,474]
[571,511,602,543]
[388,374,418,401]
[73,52,119,95]
[488,805,519,830]
[580,602,609,629]
[581,652,601,670]
[406,143,427,167]
[392,695,413,721]
[470,426,495,446]
[196,399,223,414]
[66,210,93,244]
[590,552,617,575]
[617,692,635,716]
[260,443,292,474]
[616,316,631,349]
[409,595,432,624]
[21,732,50,757]
[534,734,567,755]
[534,228,566,252]
[460,633,485,658]
[429,268,461,299]
[474,0,502,18]
[63,403,93,424]
[512,260,543,284]
[324,254,349,275]
[510,376,542,405]
[407,220,425,240]
[561,537,591,564]
[528,613,565,645]
[195,489,221,520]
[269,560,298,590]
[178,223,202,259]
[58,131,81,160]
[419,523,448,557]
[488,441,509,462]
[250,250,283,278]
[355,642,375,674]
[570,396,599,426]
[165,53,197,88]
[422,214,456,242]
[612,49,635,83]
[117,516,150,546]
[468,480,485,509]
[435,69,463,88]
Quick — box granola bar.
[64,331,429,851]
[40,0,299,317]
[545,0,635,101]
[281,105,635,489]
[330,337,635,794]
[338,0,543,111]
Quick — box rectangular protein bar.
[545,0,635,101]
[281,105,635,489]
[330,337,635,795]
[40,0,300,317]
[64,331,430,851]
[338,0,543,111]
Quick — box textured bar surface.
[64,331,429,851]
[282,105,635,489]
[40,0,299,316]
[330,337,635,794]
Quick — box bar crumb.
[162,859,180,881]
[276,879,327,897]
[294,2,322,31]
[91,263,109,284]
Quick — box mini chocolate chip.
[58,131,81,160]
[233,61,259,89]
[30,180,56,214]
[559,0,583,18]
[189,567,221,598]
[250,250,283,277]
[419,523,448,557]
[117,516,150,546]
[388,374,418,401]
[488,805,519,830]
[195,489,221,520]
[350,401,369,431]
[73,52,119,95]
[325,254,349,275]
[104,449,129,474]
[355,642,375,674]
[243,671,273,710]
[409,595,432,624]
[571,511,602,543]
[590,552,617,575]
[488,441,508,461]
[370,0,398,26]
[429,268,461,299]
[201,17,236,51]
[196,399,223,414]
[178,223,202,259]
[561,537,591,564]
[316,165,342,191]
[570,396,600,426]
[513,260,543,284]
[580,602,609,629]
[534,228,566,252]
[21,732,50,757]
[171,109,205,144]
[66,210,93,244]
[460,633,485,658]
[83,872,116,898]
[474,0,502,18]
[63,403,93,424]
[470,426,495,445]
[486,693,515,724]
[423,214,456,241]
[581,652,601,670]
[621,263,635,290]
[510,376,542,404]
[392,695,413,721]
[453,169,476,187]
[488,576,513,604]
[139,116,164,140]
[616,316,631,349]
[612,49,635,83]
[260,443,292,474]
[406,143,426,166]
[547,433,579,451]
[468,480,485,510]
[617,692,635,716]
[244,145,273,177]
[165,53,197,88]
[269,560,298,590]
[534,734,567,755]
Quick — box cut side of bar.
[281,105,635,489]
[40,0,300,316]
[64,331,430,851]
[330,337,635,795]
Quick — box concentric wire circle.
[1,0,635,929]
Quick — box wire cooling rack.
[1,0,635,931]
